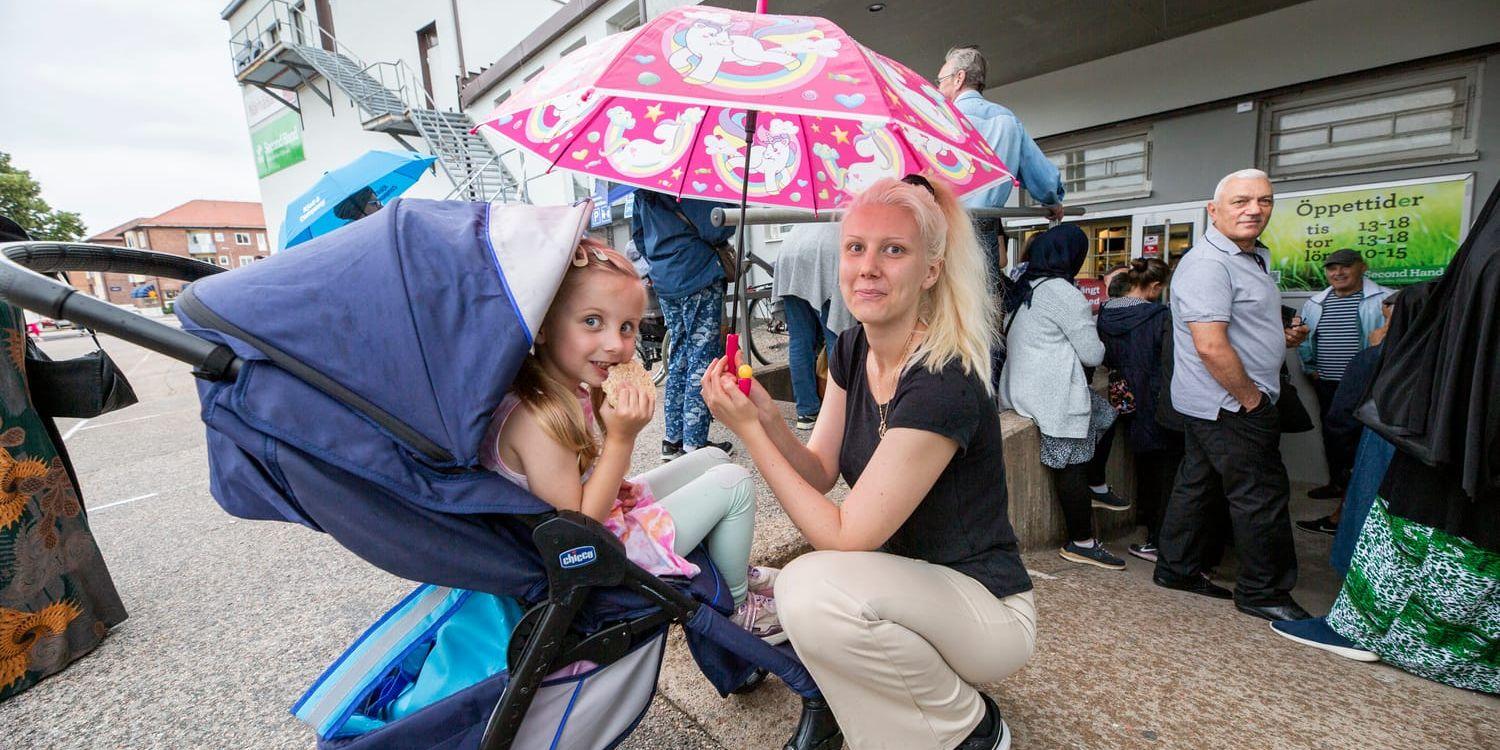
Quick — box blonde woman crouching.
[701,175,1035,750]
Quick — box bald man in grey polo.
[1156,220,1303,618]
[1170,224,1286,417]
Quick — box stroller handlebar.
[0,241,241,381]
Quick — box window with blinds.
[1028,131,1151,205]
[1260,62,1480,178]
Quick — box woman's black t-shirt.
[831,326,1032,599]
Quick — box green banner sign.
[251,109,305,178]
[1261,176,1470,290]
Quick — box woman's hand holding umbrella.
[700,355,769,435]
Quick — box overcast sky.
[0,1,262,237]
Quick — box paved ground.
[1,326,1494,749]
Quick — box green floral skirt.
[1327,499,1499,694]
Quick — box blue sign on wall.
[590,178,612,228]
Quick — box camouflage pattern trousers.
[660,284,724,448]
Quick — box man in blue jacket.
[1297,249,1394,502]
[631,190,736,460]
[938,45,1065,382]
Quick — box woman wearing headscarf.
[998,225,1128,570]
[1304,183,1500,693]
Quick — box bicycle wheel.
[746,293,788,367]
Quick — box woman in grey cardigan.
[998,225,1129,569]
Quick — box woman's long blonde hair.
[844,176,997,390]
[510,238,641,475]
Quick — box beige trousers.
[775,551,1037,750]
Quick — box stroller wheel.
[729,667,768,695]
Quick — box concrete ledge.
[1000,410,1138,552]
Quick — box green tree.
[0,151,86,241]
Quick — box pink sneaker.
[747,565,780,595]
[731,592,787,645]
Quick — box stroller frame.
[0,240,842,750]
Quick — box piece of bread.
[602,360,655,407]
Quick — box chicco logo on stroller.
[559,546,598,569]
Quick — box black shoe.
[795,414,818,431]
[956,692,1009,750]
[1059,541,1126,570]
[1153,572,1232,599]
[1295,515,1339,536]
[784,696,844,750]
[1306,484,1345,500]
[1090,488,1131,512]
[1236,601,1313,622]
[661,440,684,462]
[1127,543,1159,563]
[686,439,734,456]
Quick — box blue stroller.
[0,199,842,750]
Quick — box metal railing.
[228,0,318,75]
[229,0,435,116]
[710,205,1085,227]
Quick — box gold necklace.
[876,327,920,437]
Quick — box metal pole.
[710,205,1086,227]
[731,110,758,335]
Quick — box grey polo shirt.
[1169,225,1285,420]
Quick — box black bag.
[1276,366,1315,434]
[25,336,138,418]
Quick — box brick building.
[77,200,268,306]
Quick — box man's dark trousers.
[1312,377,1353,489]
[1155,400,1298,606]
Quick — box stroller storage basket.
[295,584,665,750]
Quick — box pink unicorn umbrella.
[475,5,1014,212]
[475,4,1015,375]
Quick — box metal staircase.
[289,46,408,124]
[229,0,520,203]
[408,110,516,202]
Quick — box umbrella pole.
[731,109,758,350]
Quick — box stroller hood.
[176,199,592,524]
[180,198,587,469]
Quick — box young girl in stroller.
[480,238,784,642]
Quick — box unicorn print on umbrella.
[705,116,801,197]
[666,11,842,89]
[812,124,905,197]
[602,105,706,178]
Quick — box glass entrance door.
[1134,207,1203,271]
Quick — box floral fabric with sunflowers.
[0,303,126,702]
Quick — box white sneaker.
[747,565,780,595]
[731,592,787,645]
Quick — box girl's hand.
[700,357,761,434]
[617,480,645,512]
[599,382,655,439]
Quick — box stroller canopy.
[178,198,592,520]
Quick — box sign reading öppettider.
[1261,175,1472,290]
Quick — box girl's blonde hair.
[844,176,997,390]
[511,237,642,474]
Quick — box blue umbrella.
[280,150,437,250]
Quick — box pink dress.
[480,392,700,579]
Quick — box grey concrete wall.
[1026,50,1500,216]
[987,0,1500,140]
